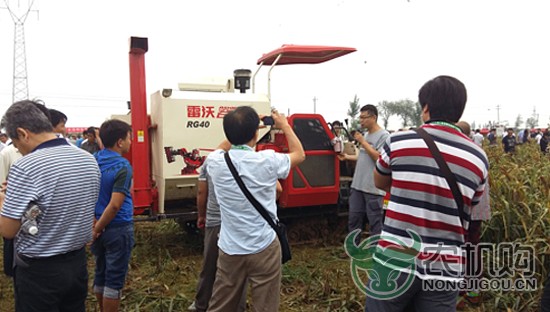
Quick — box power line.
[0,95,129,116]
[33,93,127,103]
[1,89,128,104]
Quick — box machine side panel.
[150,90,270,212]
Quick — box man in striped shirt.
[0,100,100,312]
[366,76,489,311]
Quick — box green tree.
[514,114,523,129]
[347,95,360,130]
[412,101,423,127]
[377,100,395,130]
[525,107,539,129]
[375,99,422,130]
[392,99,421,128]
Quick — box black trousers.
[542,273,550,312]
[14,247,88,312]
[3,238,14,276]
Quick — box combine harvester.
[123,37,357,238]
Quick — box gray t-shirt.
[350,128,389,196]
[198,161,221,227]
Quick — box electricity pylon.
[3,0,37,103]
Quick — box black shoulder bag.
[413,128,467,226]
[224,152,292,264]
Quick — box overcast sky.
[1,0,549,131]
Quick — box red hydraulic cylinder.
[128,37,155,213]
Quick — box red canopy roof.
[257,44,357,66]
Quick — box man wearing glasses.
[338,104,389,242]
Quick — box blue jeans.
[91,222,134,293]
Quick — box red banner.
[66,127,88,133]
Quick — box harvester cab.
[126,37,356,222]
[252,45,356,213]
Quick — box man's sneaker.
[188,301,197,311]
[464,291,481,305]
[456,292,481,310]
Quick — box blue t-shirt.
[95,149,133,224]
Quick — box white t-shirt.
[473,132,484,147]
[536,133,543,144]
[0,145,22,183]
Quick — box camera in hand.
[262,116,275,126]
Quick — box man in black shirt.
[502,128,516,153]
[540,130,549,154]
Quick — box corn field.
[0,141,549,311]
[478,142,550,311]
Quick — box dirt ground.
[0,219,493,311]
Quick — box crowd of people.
[0,100,133,312]
[501,127,550,154]
[330,76,489,311]
[319,77,547,311]
[188,75,493,311]
[457,125,549,155]
[0,73,548,312]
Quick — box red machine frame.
[275,114,340,208]
[127,37,355,217]
[128,37,156,215]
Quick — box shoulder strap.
[413,128,467,225]
[224,152,277,229]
